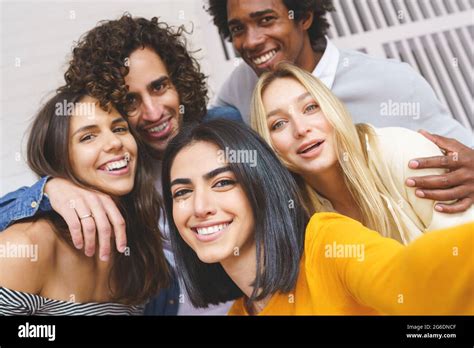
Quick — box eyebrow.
[72,117,126,137]
[147,76,169,91]
[170,166,233,187]
[228,9,276,27]
[266,92,312,118]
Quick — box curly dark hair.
[60,14,208,123]
[207,0,334,50]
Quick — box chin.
[196,249,231,264]
[103,184,134,197]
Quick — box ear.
[300,11,314,31]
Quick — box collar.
[312,37,340,89]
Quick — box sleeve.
[373,127,474,231]
[307,213,474,315]
[0,176,52,231]
[405,63,473,147]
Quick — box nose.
[193,186,217,219]
[243,27,265,53]
[140,94,165,122]
[293,118,311,138]
[103,130,124,152]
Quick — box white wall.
[1,0,473,195]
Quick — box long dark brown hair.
[27,89,170,305]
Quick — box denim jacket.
[0,176,52,230]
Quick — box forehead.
[125,47,169,86]
[227,0,288,19]
[171,141,222,178]
[263,77,306,104]
[69,96,122,128]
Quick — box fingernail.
[435,204,443,212]
[415,189,425,198]
[119,245,127,253]
[100,254,109,262]
[408,160,419,169]
[406,179,415,187]
[75,243,83,250]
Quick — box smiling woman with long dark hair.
[161,119,473,315]
[0,90,169,315]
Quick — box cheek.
[270,132,292,159]
[172,200,191,230]
[124,135,138,156]
[167,89,180,108]
[69,144,97,176]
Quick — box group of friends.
[0,0,473,316]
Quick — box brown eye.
[213,179,236,188]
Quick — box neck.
[220,240,256,300]
[295,36,325,73]
[303,164,360,218]
[220,239,269,314]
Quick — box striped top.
[0,287,144,316]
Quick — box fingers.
[418,130,462,153]
[406,172,458,190]
[73,199,97,257]
[434,197,473,214]
[57,201,84,250]
[100,195,127,254]
[413,185,468,201]
[408,154,460,170]
[86,195,113,261]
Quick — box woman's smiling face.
[68,95,138,197]
[262,77,338,176]
[169,140,255,264]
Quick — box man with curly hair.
[0,14,235,315]
[207,0,474,218]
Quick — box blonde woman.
[251,63,473,244]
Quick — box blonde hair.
[251,62,413,243]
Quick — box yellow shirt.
[229,213,474,315]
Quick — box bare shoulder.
[0,218,58,293]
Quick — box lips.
[297,140,325,154]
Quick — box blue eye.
[304,104,319,113]
[271,120,286,131]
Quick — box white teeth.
[104,154,130,171]
[148,121,168,133]
[196,223,229,236]
[252,49,277,65]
